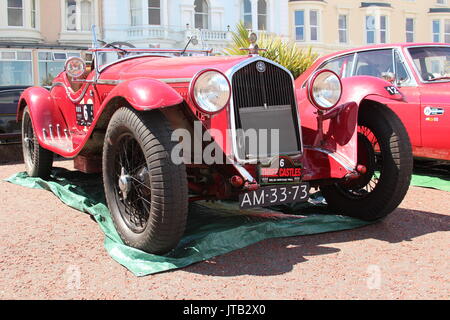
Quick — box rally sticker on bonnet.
[385,86,400,95]
[76,98,94,127]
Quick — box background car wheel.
[22,107,53,178]
[102,107,188,255]
[321,103,413,221]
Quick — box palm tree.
[225,22,318,79]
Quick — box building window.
[430,19,450,42]
[433,20,441,42]
[295,10,305,41]
[7,0,24,27]
[310,10,319,41]
[130,0,143,26]
[242,0,252,29]
[366,15,388,44]
[80,0,93,31]
[444,19,450,43]
[31,0,36,28]
[38,51,80,85]
[406,18,414,42]
[338,14,348,44]
[194,0,209,29]
[380,16,387,43]
[258,0,267,31]
[294,9,321,42]
[148,0,161,25]
[66,0,94,31]
[0,50,32,86]
[66,0,77,30]
[436,0,447,5]
[366,16,375,44]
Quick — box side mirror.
[65,57,86,79]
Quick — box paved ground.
[0,160,448,300]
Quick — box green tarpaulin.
[410,164,450,192]
[6,168,372,276]
[5,166,449,276]
[411,174,450,192]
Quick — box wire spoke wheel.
[113,133,151,234]
[21,107,53,178]
[320,103,413,221]
[103,108,188,254]
[338,125,383,199]
[22,112,35,168]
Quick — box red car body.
[298,43,450,161]
[17,53,402,184]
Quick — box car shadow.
[185,207,450,277]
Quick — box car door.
[392,49,423,150]
[419,84,450,159]
[406,46,450,160]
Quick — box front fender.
[301,76,404,181]
[339,76,404,106]
[327,76,404,147]
[17,87,67,146]
[101,78,183,111]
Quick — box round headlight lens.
[192,70,230,114]
[309,70,342,110]
[65,57,86,78]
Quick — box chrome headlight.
[191,70,231,114]
[65,57,86,78]
[307,69,342,111]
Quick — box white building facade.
[102,0,289,51]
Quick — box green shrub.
[224,22,319,79]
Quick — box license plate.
[239,183,310,209]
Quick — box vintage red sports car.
[297,43,450,162]
[17,32,412,254]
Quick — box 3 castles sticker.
[258,156,302,184]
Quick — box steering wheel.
[98,40,136,59]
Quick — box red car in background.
[297,43,450,162]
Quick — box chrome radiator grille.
[230,60,302,160]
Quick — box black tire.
[321,103,413,221]
[22,107,53,178]
[102,107,188,255]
